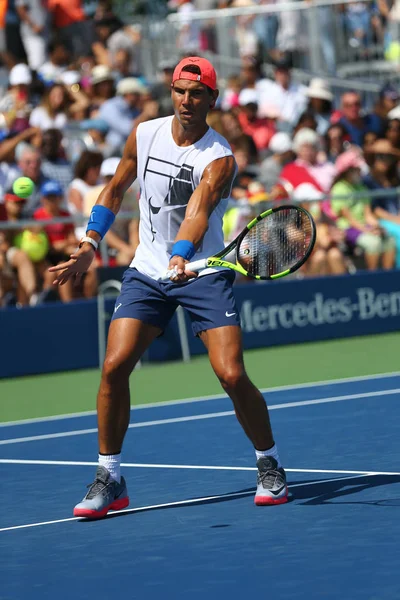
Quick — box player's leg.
[176,271,288,505]
[201,325,288,505]
[74,268,175,519]
[200,325,274,450]
[97,318,162,456]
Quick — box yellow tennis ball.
[385,42,400,62]
[12,177,35,199]
[15,230,49,262]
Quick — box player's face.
[171,79,218,128]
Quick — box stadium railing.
[116,0,400,106]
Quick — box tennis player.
[49,57,288,518]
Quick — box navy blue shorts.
[111,268,240,336]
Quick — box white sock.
[98,453,121,483]
[255,444,282,468]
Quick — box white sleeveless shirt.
[131,116,234,280]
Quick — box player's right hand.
[48,245,95,286]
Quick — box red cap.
[4,192,25,202]
[172,57,217,90]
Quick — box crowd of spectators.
[170,0,400,74]
[1,0,400,307]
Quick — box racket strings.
[237,208,314,277]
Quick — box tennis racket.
[163,204,316,281]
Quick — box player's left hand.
[167,255,198,283]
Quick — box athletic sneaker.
[254,456,288,506]
[73,466,129,519]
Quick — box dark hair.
[307,98,332,114]
[74,150,103,180]
[325,123,347,154]
[180,64,214,95]
[47,39,69,55]
[385,118,400,132]
[294,111,317,133]
[331,167,356,188]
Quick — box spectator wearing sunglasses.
[338,92,383,147]
[363,139,400,267]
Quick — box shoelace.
[86,478,107,499]
[258,469,280,489]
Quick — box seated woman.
[292,184,347,277]
[29,83,89,131]
[331,148,396,271]
[363,139,400,268]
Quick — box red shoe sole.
[73,496,129,519]
[254,487,289,506]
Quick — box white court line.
[1,459,400,477]
[1,388,399,446]
[0,473,372,533]
[2,370,400,427]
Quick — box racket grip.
[185,258,208,272]
[160,258,208,281]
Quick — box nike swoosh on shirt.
[225,311,236,317]
[149,196,161,214]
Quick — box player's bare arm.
[49,129,138,285]
[168,155,236,281]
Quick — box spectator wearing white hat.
[0,63,32,132]
[90,65,115,111]
[15,0,48,71]
[274,128,336,205]
[259,132,293,192]
[83,157,139,265]
[305,78,334,135]
[98,78,159,153]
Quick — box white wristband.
[79,236,99,251]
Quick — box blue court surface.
[1,373,400,599]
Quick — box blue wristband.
[86,205,115,239]
[170,240,196,261]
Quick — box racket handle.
[160,258,208,281]
[185,258,208,272]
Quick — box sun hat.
[292,128,319,153]
[335,149,366,175]
[100,157,120,177]
[116,77,148,95]
[91,65,114,86]
[269,132,292,154]
[9,63,32,86]
[238,88,258,106]
[366,138,400,157]
[305,78,333,102]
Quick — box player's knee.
[102,353,132,382]
[217,364,245,391]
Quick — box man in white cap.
[305,78,334,135]
[98,78,159,153]
[0,64,32,130]
[259,132,293,191]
